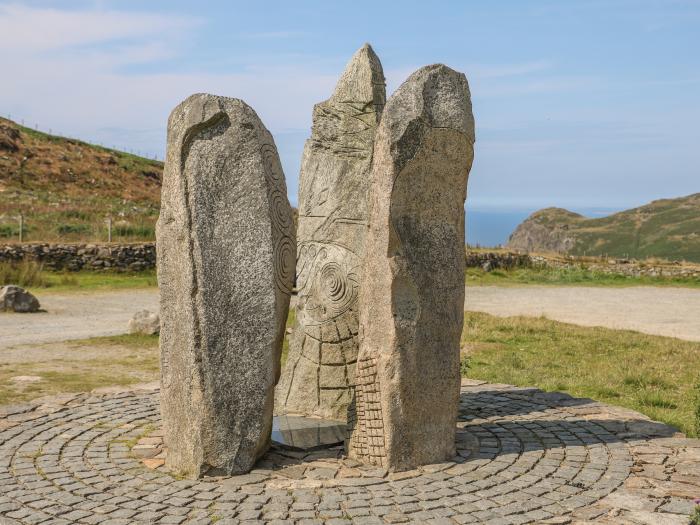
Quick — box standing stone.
[157,94,295,478]
[275,44,386,420]
[347,65,475,470]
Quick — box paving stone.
[0,384,698,525]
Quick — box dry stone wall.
[465,250,700,278]
[0,242,155,271]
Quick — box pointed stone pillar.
[347,65,475,471]
[275,44,386,420]
[157,94,295,478]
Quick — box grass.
[1,116,161,244]
[461,311,700,437]
[465,266,700,288]
[0,260,157,292]
[0,333,159,405]
[3,292,699,442]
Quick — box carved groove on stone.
[275,43,386,421]
[162,111,231,391]
[347,356,385,465]
[261,143,294,295]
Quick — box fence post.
[18,214,23,243]
[107,217,112,243]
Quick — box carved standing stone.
[347,65,475,470]
[275,44,386,420]
[157,94,294,478]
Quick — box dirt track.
[465,285,700,342]
[2,285,699,350]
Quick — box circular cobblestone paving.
[1,380,698,524]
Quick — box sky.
[1,0,698,217]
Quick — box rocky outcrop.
[507,208,580,254]
[507,193,700,262]
[0,122,20,152]
[0,243,155,271]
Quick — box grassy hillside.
[507,193,700,262]
[0,117,162,242]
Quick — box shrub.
[0,259,46,287]
[0,224,18,238]
[691,501,700,525]
[62,209,92,221]
[113,224,155,239]
[460,353,471,376]
[56,223,91,235]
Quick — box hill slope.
[507,194,700,262]
[0,117,162,242]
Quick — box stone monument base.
[1,380,698,524]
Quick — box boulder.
[0,285,40,313]
[128,310,160,335]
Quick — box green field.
[0,260,157,292]
[462,311,700,437]
[0,117,161,243]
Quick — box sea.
[466,207,620,248]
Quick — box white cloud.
[0,3,197,51]
[0,4,335,158]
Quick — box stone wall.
[0,243,155,271]
[2,243,698,278]
[466,250,700,278]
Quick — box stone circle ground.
[1,380,698,524]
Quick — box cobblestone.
[0,380,698,523]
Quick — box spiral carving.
[275,235,295,295]
[268,188,293,232]
[260,143,284,184]
[259,143,295,295]
[318,261,357,319]
[296,242,360,327]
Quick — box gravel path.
[466,285,700,342]
[2,285,698,352]
[0,288,158,350]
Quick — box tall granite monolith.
[347,65,475,470]
[157,94,295,478]
[275,44,386,420]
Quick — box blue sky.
[1,0,698,213]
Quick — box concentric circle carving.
[274,235,295,295]
[296,242,360,327]
[259,143,294,295]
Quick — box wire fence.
[0,213,157,244]
[2,112,161,161]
